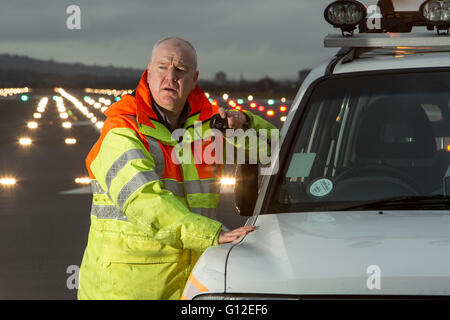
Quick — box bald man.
[78,37,274,300]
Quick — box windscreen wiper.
[334,195,450,211]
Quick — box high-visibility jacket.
[78,70,275,300]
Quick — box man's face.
[147,40,199,112]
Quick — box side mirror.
[234,164,259,216]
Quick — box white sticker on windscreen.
[309,178,333,197]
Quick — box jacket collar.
[104,70,219,143]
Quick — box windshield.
[267,70,450,213]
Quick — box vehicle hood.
[226,210,450,296]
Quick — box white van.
[183,0,450,300]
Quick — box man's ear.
[193,70,199,84]
[146,64,151,77]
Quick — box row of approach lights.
[325,0,450,35]
[23,96,77,146]
[0,87,30,97]
[205,92,289,122]
[57,88,105,130]
[85,88,132,96]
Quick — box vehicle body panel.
[226,211,450,295]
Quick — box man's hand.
[218,107,248,129]
[218,225,256,244]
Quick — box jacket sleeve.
[89,117,222,252]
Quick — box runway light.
[447,144,450,151]
[0,177,16,186]
[60,113,69,119]
[94,102,101,109]
[250,102,257,109]
[266,110,275,117]
[20,95,28,102]
[281,97,286,103]
[267,99,275,105]
[228,100,237,108]
[248,95,254,101]
[19,137,32,145]
[279,105,287,112]
[65,138,77,145]
[237,99,244,105]
[257,106,265,112]
[95,122,104,129]
[33,113,42,119]
[280,116,287,122]
[62,122,72,128]
[220,177,236,185]
[222,93,229,101]
[27,121,38,129]
[75,177,91,184]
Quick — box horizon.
[0,51,305,82]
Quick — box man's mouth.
[163,87,177,93]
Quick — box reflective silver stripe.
[190,207,217,219]
[90,204,127,221]
[105,149,148,192]
[145,136,165,177]
[91,180,105,194]
[185,180,220,194]
[116,170,160,209]
[162,179,185,197]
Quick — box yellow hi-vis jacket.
[78,70,276,300]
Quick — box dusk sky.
[1,0,425,81]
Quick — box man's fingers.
[217,108,247,129]
[227,226,255,235]
[218,225,256,244]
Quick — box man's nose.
[166,67,178,83]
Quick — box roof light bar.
[324,0,367,36]
[420,0,450,34]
